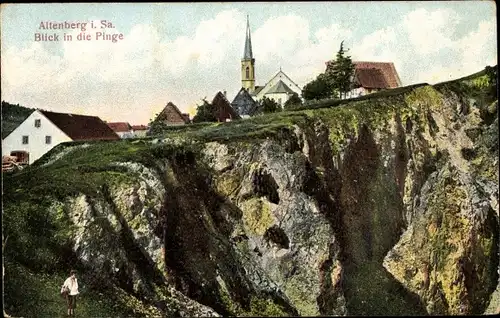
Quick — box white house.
[107,122,135,139]
[131,125,149,138]
[2,109,119,164]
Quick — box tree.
[148,113,159,127]
[284,92,303,110]
[192,99,217,123]
[325,41,355,99]
[256,96,281,114]
[302,73,337,101]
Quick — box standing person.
[62,270,79,316]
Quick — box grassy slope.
[4,261,127,318]
[2,66,497,317]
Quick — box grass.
[12,142,144,205]
[147,111,311,144]
[293,82,429,112]
[3,261,132,318]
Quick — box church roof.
[266,80,295,94]
[252,68,302,99]
[274,69,301,90]
[243,15,253,60]
[253,86,264,96]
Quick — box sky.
[1,1,497,125]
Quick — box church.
[231,16,302,117]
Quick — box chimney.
[223,90,227,97]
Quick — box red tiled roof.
[40,110,120,141]
[353,61,401,88]
[325,60,402,88]
[212,92,241,122]
[156,102,190,124]
[107,122,132,132]
[131,125,149,130]
[355,68,389,89]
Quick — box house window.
[45,136,52,144]
[22,136,29,144]
[34,119,41,128]
[246,67,250,79]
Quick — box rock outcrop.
[3,66,498,316]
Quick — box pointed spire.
[243,14,253,59]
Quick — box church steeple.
[241,15,256,93]
[243,15,253,59]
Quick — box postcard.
[1,2,498,317]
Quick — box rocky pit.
[3,67,499,316]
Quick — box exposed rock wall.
[3,68,498,316]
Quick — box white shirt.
[63,276,79,296]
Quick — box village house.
[131,125,149,137]
[231,16,302,116]
[211,91,241,122]
[2,109,119,164]
[107,122,134,139]
[155,102,191,126]
[231,87,259,118]
[325,60,402,98]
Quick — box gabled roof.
[107,122,132,132]
[231,87,256,103]
[156,102,190,124]
[253,69,302,98]
[231,87,258,116]
[253,86,264,95]
[40,110,120,141]
[272,69,301,90]
[212,91,241,121]
[326,60,402,89]
[266,80,295,94]
[355,68,390,89]
[353,61,401,88]
[181,113,190,122]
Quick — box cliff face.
[3,67,498,317]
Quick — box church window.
[246,67,250,79]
